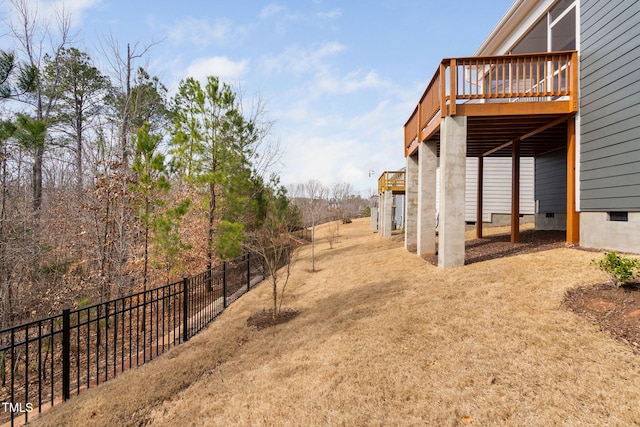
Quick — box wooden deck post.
[511,139,520,243]
[566,117,580,243]
[449,59,457,116]
[439,62,447,117]
[476,155,484,239]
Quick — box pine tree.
[170,76,257,273]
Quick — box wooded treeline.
[0,1,299,329]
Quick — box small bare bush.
[324,221,339,249]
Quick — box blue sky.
[1,0,515,195]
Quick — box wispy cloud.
[3,0,101,28]
[167,17,240,47]
[317,8,342,20]
[259,3,287,20]
[185,56,249,82]
[318,69,392,94]
[258,3,305,35]
[277,96,407,193]
[259,41,345,76]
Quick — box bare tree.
[0,0,75,324]
[93,36,163,296]
[245,185,297,318]
[237,90,280,179]
[323,220,339,249]
[289,180,328,272]
[330,181,356,240]
[96,35,162,164]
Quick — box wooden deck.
[404,51,578,157]
[378,171,405,194]
[402,51,580,248]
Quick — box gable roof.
[475,0,555,56]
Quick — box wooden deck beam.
[456,101,574,117]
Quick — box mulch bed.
[564,283,640,354]
[424,229,567,265]
[247,308,300,330]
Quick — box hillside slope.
[30,219,640,426]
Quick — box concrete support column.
[438,116,467,268]
[417,140,437,256]
[380,190,393,238]
[370,207,378,232]
[379,193,385,237]
[405,154,418,251]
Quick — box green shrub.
[593,251,640,287]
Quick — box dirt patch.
[564,282,640,354]
[246,308,300,330]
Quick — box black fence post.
[246,253,251,291]
[223,261,228,308]
[62,308,70,401]
[182,277,189,342]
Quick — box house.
[375,171,406,238]
[375,157,537,237]
[403,0,640,267]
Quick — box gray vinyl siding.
[580,0,640,211]
[535,150,566,214]
[436,158,535,222]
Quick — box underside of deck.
[402,51,579,267]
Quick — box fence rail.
[0,251,278,426]
[292,228,312,242]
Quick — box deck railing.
[404,50,578,155]
[378,171,406,194]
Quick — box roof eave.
[474,0,540,56]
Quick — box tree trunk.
[120,44,131,165]
[75,110,83,195]
[0,147,10,328]
[272,277,277,319]
[143,197,149,291]
[207,181,216,290]
[311,224,315,272]
[32,144,43,220]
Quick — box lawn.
[29,218,640,426]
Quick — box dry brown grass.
[29,219,640,426]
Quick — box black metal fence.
[0,252,267,426]
[292,227,312,241]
